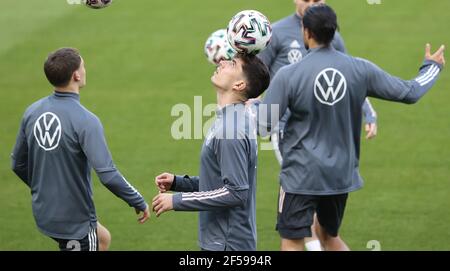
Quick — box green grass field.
[0,0,449,251]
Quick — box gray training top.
[172,103,258,251]
[258,46,442,195]
[258,13,377,131]
[11,92,147,240]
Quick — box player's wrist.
[135,201,148,212]
[423,59,444,70]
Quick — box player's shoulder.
[351,55,375,69]
[333,31,344,42]
[278,62,298,75]
[272,14,297,30]
[73,102,103,129]
[23,95,49,118]
[265,14,297,47]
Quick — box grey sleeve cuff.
[423,59,443,71]
[172,193,183,211]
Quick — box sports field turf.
[0,0,449,250]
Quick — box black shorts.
[52,227,98,251]
[276,187,348,239]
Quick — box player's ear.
[232,80,247,93]
[303,28,310,40]
[73,71,81,82]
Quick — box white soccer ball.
[226,10,272,55]
[85,0,112,9]
[204,29,237,65]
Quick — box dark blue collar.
[53,91,80,100]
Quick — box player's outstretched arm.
[365,43,445,103]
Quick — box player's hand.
[152,193,174,217]
[425,44,445,66]
[365,123,377,140]
[135,204,150,224]
[155,173,175,193]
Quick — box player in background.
[255,4,444,251]
[11,48,150,251]
[152,53,270,251]
[257,0,378,251]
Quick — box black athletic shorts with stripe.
[276,186,348,239]
[52,227,98,251]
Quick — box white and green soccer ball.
[85,0,113,9]
[227,10,272,55]
[204,29,237,65]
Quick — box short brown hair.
[44,48,81,87]
[237,53,270,99]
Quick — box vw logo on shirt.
[288,40,302,64]
[33,112,62,151]
[314,68,347,106]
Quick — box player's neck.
[216,90,244,108]
[55,84,80,95]
[308,40,321,50]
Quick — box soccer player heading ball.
[227,10,273,55]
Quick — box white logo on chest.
[288,40,302,64]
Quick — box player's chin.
[211,73,218,83]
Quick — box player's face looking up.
[295,0,324,17]
[211,57,247,95]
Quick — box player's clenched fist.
[155,173,175,193]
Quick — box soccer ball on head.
[85,0,113,9]
[204,29,237,65]
[226,10,272,55]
